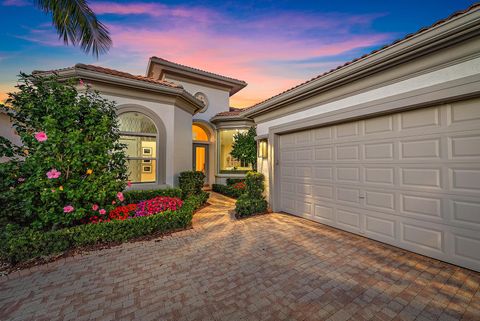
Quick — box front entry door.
[193,143,209,183]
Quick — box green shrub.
[178,171,205,198]
[235,171,267,217]
[0,192,209,263]
[244,171,265,198]
[212,184,244,199]
[0,74,127,231]
[235,196,268,218]
[123,188,182,203]
[226,178,245,186]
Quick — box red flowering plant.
[232,181,246,191]
[135,196,183,218]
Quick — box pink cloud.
[2,0,28,6]
[9,2,393,107]
[90,2,219,24]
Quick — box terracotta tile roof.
[214,107,245,117]
[150,57,247,85]
[34,63,181,89]
[243,2,480,113]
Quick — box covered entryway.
[192,123,214,184]
[277,98,480,272]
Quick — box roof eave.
[36,67,205,114]
[148,57,247,96]
[243,5,480,118]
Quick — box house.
[1,3,480,272]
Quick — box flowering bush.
[232,181,246,190]
[86,196,183,224]
[135,196,183,217]
[0,74,127,230]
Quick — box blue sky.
[0,0,475,106]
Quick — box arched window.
[192,124,209,141]
[118,112,158,184]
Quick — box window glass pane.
[120,136,156,158]
[192,125,209,141]
[219,129,252,172]
[127,160,156,183]
[119,112,157,133]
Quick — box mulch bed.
[0,203,211,276]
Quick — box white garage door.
[279,98,480,272]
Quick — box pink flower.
[112,200,116,205]
[63,205,74,213]
[18,177,25,182]
[46,168,61,179]
[34,131,48,142]
[117,192,124,202]
[127,181,132,187]
[92,204,99,211]
[99,209,106,215]
[51,189,56,193]
[79,79,84,86]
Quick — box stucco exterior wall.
[256,56,480,136]
[163,76,230,121]
[173,107,194,185]
[0,112,21,163]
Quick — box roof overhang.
[147,57,247,96]
[33,66,205,115]
[242,4,480,119]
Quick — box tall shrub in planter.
[178,171,205,198]
[0,74,127,230]
[235,171,268,218]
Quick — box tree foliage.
[230,127,257,171]
[0,73,127,231]
[34,0,111,56]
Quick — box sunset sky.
[0,0,474,107]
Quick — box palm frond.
[34,0,111,56]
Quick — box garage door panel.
[365,115,394,135]
[365,215,396,239]
[364,142,394,160]
[450,167,480,193]
[400,138,441,159]
[400,167,442,189]
[336,144,360,160]
[337,209,361,232]
[400,107,440,130]
[336,167,360,183]
[449,133,480,159]
[279,101,480,271]
[401,223,444,252]
[364,167,395,186]
[314,204,334,222]
[447,97,480,125]
[400,194,442,219]
[365,190,395,211]
[336,122,359,138]
[450,199,480,226]
[314,147,333,161]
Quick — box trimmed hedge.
[123,188,182,204]
[212,184,244,199]
[179,171,205,198]
[0,191,209,263]
[235,172,268,218]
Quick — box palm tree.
[35,0,111,56]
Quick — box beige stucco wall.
[163,76,230,122]
[173,107,194,185]
[0,112,21,163]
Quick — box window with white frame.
[118,112,158,183]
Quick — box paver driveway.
[0,192,479,321]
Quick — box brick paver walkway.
[0,192,479,321]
